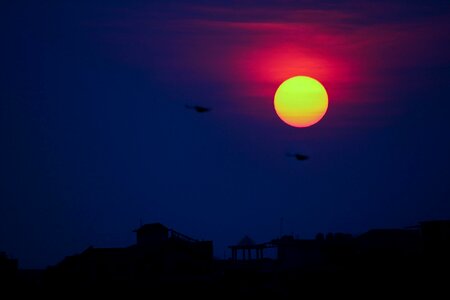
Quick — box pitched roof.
[133,223,168,233]
[238,235,255,246]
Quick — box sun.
[274,76,328,128]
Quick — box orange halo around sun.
[274,76,328,128]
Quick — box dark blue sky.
[1,0,450,268]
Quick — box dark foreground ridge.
[3,220,450,297]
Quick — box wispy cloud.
[88,1,450,127]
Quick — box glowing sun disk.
[274,76,328,127]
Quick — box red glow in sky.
[93,2,450,128]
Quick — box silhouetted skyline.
[3,220,450,296]
[1,0,450,268]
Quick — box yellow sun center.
[274,76,328,128]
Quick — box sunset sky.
[1,0,450,268]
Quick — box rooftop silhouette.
[4,220,450,296]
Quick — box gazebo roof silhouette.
[238,235,255,246]
[229,235,267,261]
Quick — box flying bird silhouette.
[185,105,211,113]
[286,153,309,161]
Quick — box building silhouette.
[5,219,450,296]
[229,235,267,261]
[0,252,18,283]
[46,223,213,290]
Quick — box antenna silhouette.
[280,217,284,237]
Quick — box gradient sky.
[1,0,450,268]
